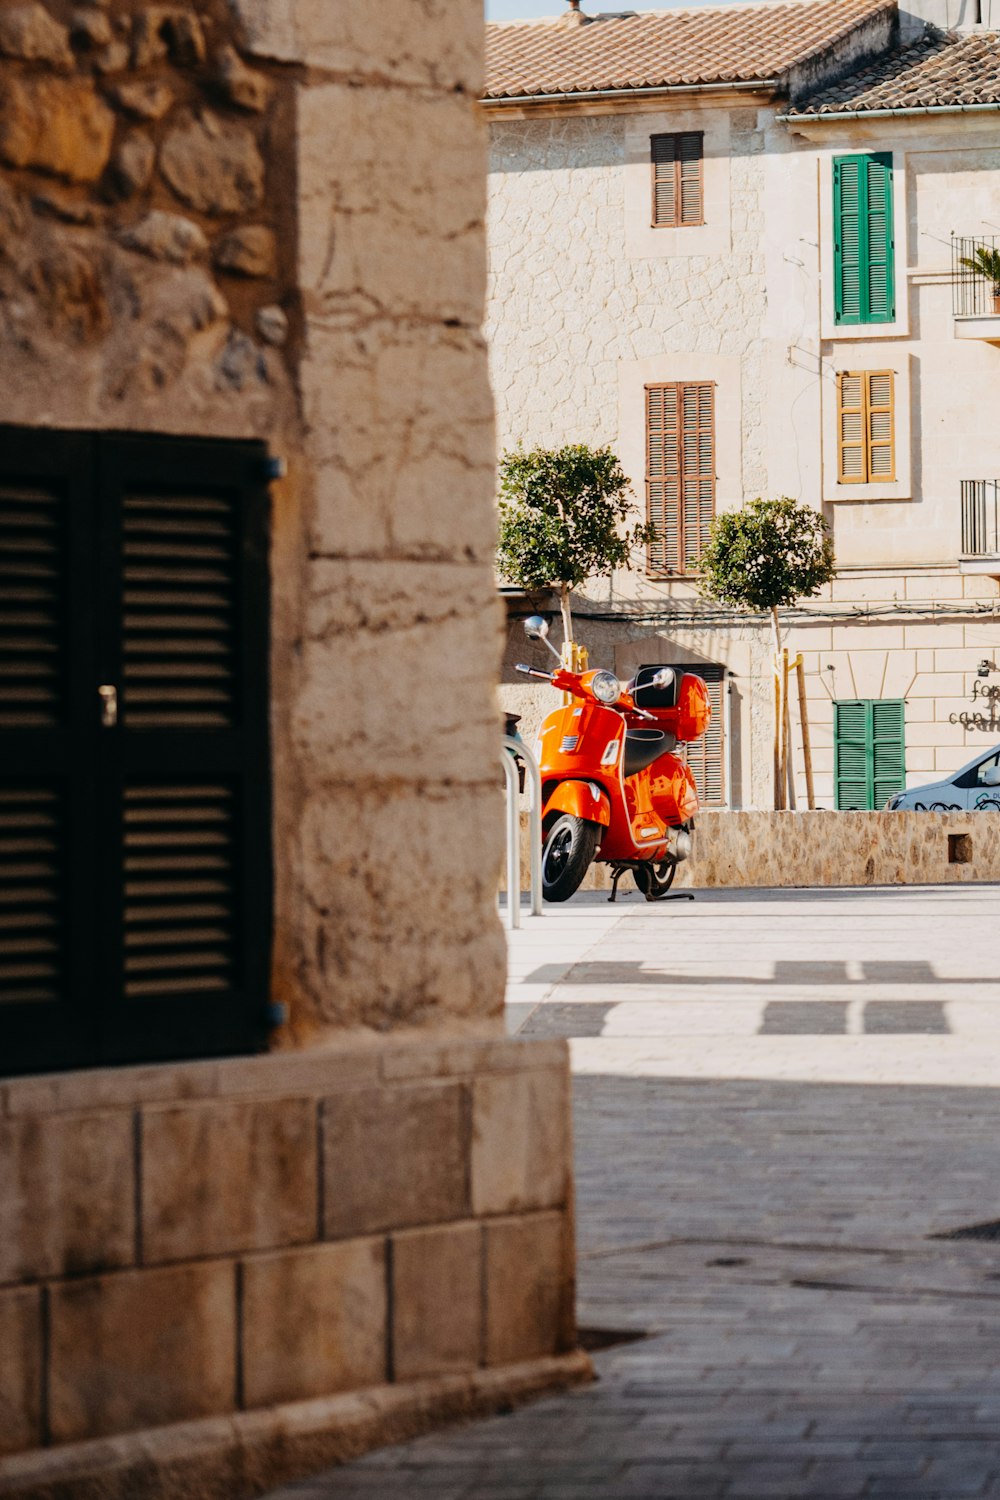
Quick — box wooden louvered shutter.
[671,665,725,807]
[838,373,867,483]
[651,132,703,228]
[865,155,894,323]
[97,436,272,1067]
[0,430,97,1073]
[871,699,906,810]
[834,154,894,325]
[838,371,894,484]
[834,700,870,810]
[681,383,715,570]
[866,372,895,480]
[646,383,715,575]
[646,385,681,575]
[835,699,906,810]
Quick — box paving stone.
[259,888,1000,1500]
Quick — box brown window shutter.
[651,132,703,228]
[838,371,894,484]
[646,382,715,576]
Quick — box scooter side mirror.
[650,669,675,690]
[524,616,549,641]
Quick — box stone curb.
[0,1350,595,1500]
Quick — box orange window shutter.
[867,371,895,480]
[838,372,866,483]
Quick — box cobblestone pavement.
[266,886,1000,1500]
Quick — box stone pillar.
[0,4,584,1494]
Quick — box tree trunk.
[559,584,573,654]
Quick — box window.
[833,153,895,325]
[834,699,906,810]
[651,132,703,228]
[838,371,895,484]
[646,382,715,575]
[0,429,272,1077]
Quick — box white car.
[886,744,1000,811]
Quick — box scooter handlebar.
[515,663,554,680]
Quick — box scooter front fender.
[544,780,612,828]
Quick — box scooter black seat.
[624,729,674,778]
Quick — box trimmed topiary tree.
[698,495,835,658]
[698,496,836,808]
[496,443,655,647]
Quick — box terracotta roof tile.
[786,26,1000,114]
[484,0,894,101]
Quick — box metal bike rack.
[501,734,543,929]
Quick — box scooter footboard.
[544,780,611,827]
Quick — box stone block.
[242,1240,386,1407]
[295,784,506,1033]
[297,558,501,783]
[142,1098,317,1263]
[485,1212,574,1368]
[49,1262,236,1442]
[0,1112,134,1283]
[322,1084,468,1239]
[298,85,485,329]
[300,322,496,563]
[0,1287,42,1456]
[0,77,114,182]
[472,1068,571,1217]
[391,1222,482,1380]
[231,0,483,92]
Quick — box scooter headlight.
[591,670,621,705]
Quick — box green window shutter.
[834,154,894,326]
[834,700,870,810]
[835,699,906,810]
[871,698,906,809]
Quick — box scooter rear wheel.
[634,858,678,901]
[542,815,600,903]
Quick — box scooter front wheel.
[542,815,600,903]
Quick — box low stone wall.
[0,1039,584,1499]
[509,810,1000,893]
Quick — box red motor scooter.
[516,616,711,903]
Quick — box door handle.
[98,684,119,728]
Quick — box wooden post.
[795,654,816,810]
[782,649,795,810]
[774,654,785,811]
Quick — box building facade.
[486,0,1000,811]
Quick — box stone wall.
[0,1039,584,1498]
[507,809,1000,893]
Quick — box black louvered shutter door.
[95,436,271,1066]
[0,430,98,1074]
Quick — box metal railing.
[952,234,1000,318]
[961,480,1000,558]
[500,734,543,929]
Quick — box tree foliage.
[497,444,654,640]
[960,243,1000,292]
[698,496,836,615]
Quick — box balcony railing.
[952,235,1000,319]
[961,480,1000,557]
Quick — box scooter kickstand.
[608,865,629,904]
